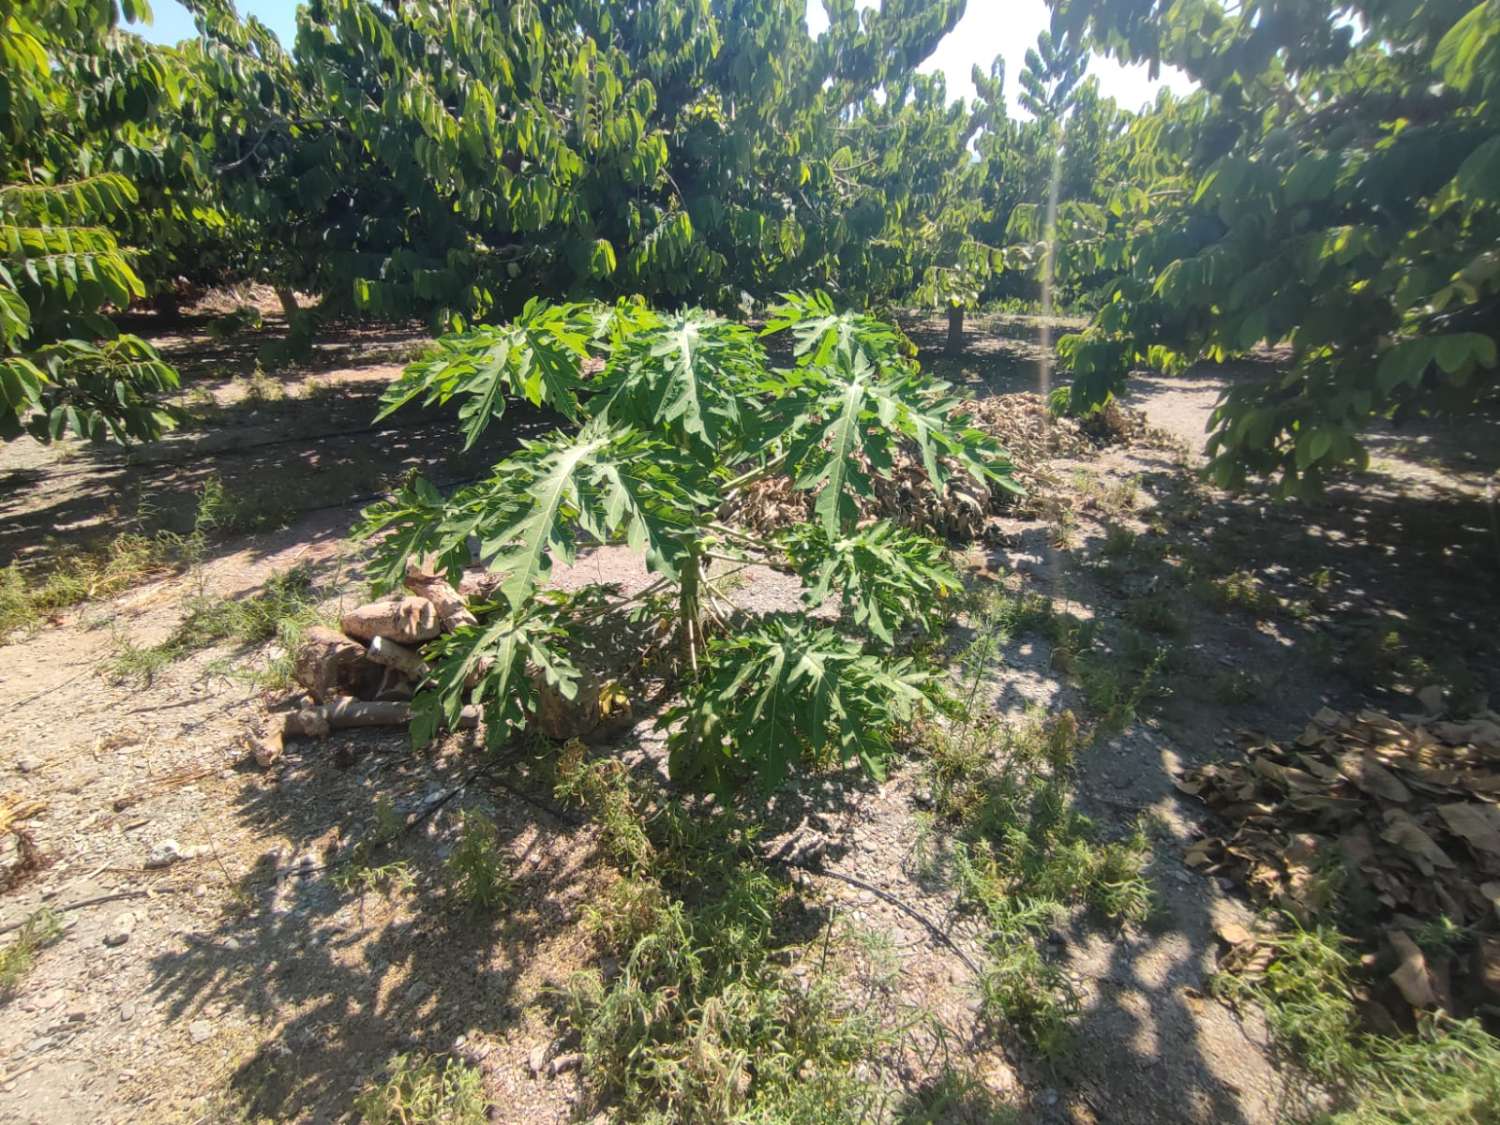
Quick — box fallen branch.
[404,563,478,631]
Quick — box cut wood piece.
[324,698,412,727]
[457,569,504,602]
[367,635,430,680]
[249,726,284,769]
[294,626,378,703]
[405,563,478,631]
[285,706,332,739]
[341,597,440,645]
[279,700,480,741]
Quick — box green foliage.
[375,299,594,447]
[0,907,63,994]
[0,0,218,443]
[781,521,960,644]
[663,616,939,793]
[443,813,511,915]
[353,1053,489,1125]
[1050,0,1500,494]
[363,295,1011,789]
[181,0,968,322]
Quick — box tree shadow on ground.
[985,424,1499,1121]
[144,729,608,1121]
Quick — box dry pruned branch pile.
[725,393,1174,541]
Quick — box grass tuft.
[353,1053,489,1124]
[106,564,323,685]
[0,907,63,994]
[444,813,511,915]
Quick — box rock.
[147,840,205,868]
[15,757,38,774]
[528,1044,550,1076]
[548,1052,581,1077]
[119,1002,138,1023]
[103,912,136,946]
[188,1020,214,1045]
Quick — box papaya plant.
[359,292,1019,791]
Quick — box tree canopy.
[4,0,1495,498]
[1049,0,1500,494]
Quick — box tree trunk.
[274,286,300,321]
[945,304,965,357]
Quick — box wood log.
[279,700,480,741]
[457,569,504,602]
[367,635,430,680]
[294,626,378,702]
[341,597,440,645]
[405,563,478,631]
[249,727,283,769]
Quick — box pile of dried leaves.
[724,392,1168,541]
[1179,707,1500,1026]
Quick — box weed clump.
[553,754,899,1122]
[1213,921,1500,1123]
[0,907,63,994]
[443,813,511,915]
[354,1052,489,1124]
[107,564,323,684]
[921,712,1154,1065]
[1,534,167,642]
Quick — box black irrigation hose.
[464,769,987,981]
[766,860,985,980]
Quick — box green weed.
[1200,569,1280,618]
[106,564,322,684]
[924,714,1153,1066]
[553,750,899,1123]
[0,478,284,645]
[1,534,168,642]
[353,1052,489,1124]
[1123,591,1187,637]
[0,907,63,993]
[1075,628,1170,734]
[1210,668,1264,705]
[331,796,413,898]
[1099,524,1137,559]
[1212,919,1500,1123]
[444,813,511,915]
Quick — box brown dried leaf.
[1387,929,1437,1011]
[1338,751,1412,803]
[1381,809,1456,875]
[1436,803,1500,857]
